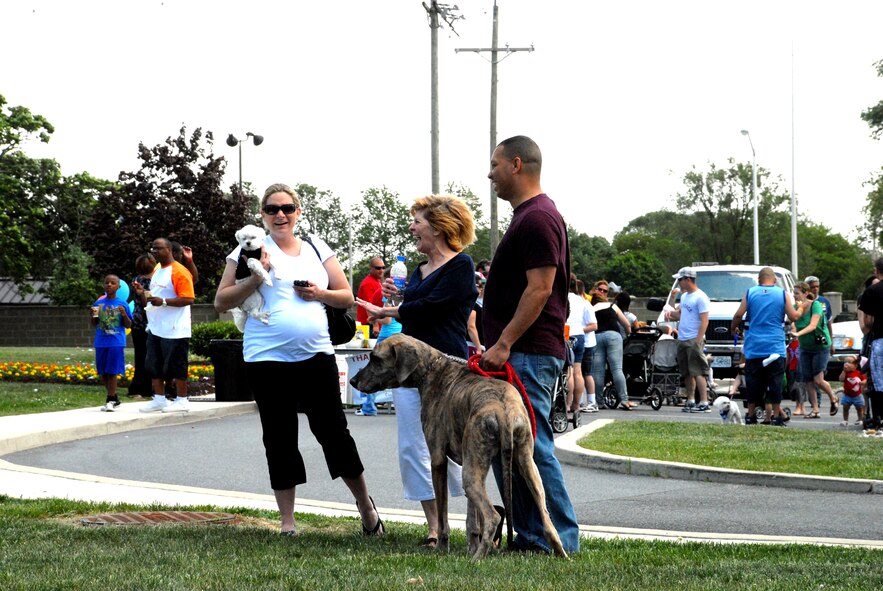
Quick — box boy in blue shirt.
[92,275,133,412]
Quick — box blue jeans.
[592,331,627,405]
[492,352,580,553]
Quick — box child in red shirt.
[838,355,865,427]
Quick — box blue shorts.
[798,348,830,382]
[840,393,865,407]
[571,334,586,363]
[95,346,126,376]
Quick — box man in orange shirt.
[140,237,196,413]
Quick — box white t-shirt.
[677,288,710,341]
[584,303,597,348]
[567,293,597,347]
[226,234,336,362]
[145,261,193,339]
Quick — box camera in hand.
[292,280,310,287]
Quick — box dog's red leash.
[467,354,536,440]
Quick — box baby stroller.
[648,337,684,407]
[602,327,665,411]
[551,337,580,433]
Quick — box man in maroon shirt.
[481,135,579,554]
[356,257,385,335]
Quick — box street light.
[226,132,264,192]
[740,129,759,265]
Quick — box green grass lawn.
[0,382,106,416]
[0,497,880,591]
[579,421,883,480]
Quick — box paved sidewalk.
[1,403,881,549]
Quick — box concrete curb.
[0,401,257,456]
[555,419,883,495]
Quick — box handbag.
[302,236,357,345]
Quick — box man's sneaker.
[745,416,758,425]
[140,396,170,413]
[691,403,712,413]
[681,401,696,413]
[585,403,599,413]
[771,417,787,427]
[101,400,120,412]
[162,397,190,413]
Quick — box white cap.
[672,267,696,279]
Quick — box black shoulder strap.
[302,235,321,261]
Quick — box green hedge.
[190,321,241,358]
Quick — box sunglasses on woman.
[262,203,298,215]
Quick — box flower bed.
[0,361,214,386]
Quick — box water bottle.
[389,255,407,306]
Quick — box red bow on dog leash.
[467,354,536,440]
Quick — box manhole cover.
[81,511,236,526]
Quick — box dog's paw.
[246,258,273,287]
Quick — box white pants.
[392,387,464,501]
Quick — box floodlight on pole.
[741,129,759,265]
[226,132,264,192]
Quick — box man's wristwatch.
[162,298,168,307]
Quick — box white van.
[655,264,796,377]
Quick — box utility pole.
[422,2,462,195]
[456,0,533,256]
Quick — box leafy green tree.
[613,211,700,274]
[862,60,883,247]
[861,60,883,140]
[352,186,415,268]
[605,250,670,296]
[675,159,790,264]
[295,183,349,264]
[0,94,54,157]
[0,95,59,283]
[569,229,615,285]
[44,246,101,306]
[85,127,251,300]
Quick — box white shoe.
[586,404,599,413]
[140,396,169,413]
[101,401,119,412]
[162,397,190,413]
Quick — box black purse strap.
[302,235,323,264]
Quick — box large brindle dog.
[350,333,566,560]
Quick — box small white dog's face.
[712,396,743,424]
[235,224,266,252]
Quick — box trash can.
[208,339,253,401]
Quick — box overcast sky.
[6,0,883,248]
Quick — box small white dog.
[231,224,272,331]
[712,396,744,425]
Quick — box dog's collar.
[428,353,467,373]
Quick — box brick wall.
[0,305,226,348]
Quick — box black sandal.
[419,536,438,548]
[357,496,385,537]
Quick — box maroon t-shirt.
[482,194,570,360]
